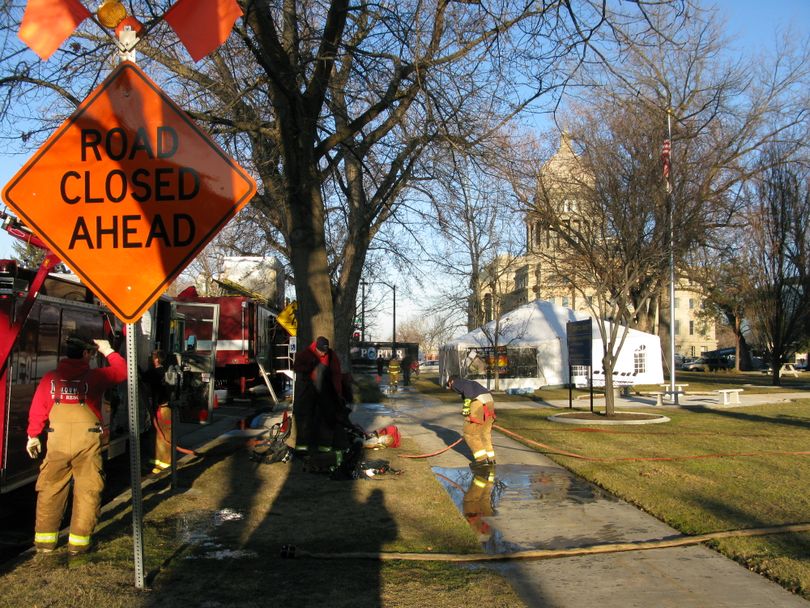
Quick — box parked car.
[683,357,711,372]
[677,357,698,370]
[683,356,732,372]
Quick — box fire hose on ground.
[281,522,810,562]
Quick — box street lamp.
[392,283,396,353]
[363,280,396,353]
[360,280,367,342]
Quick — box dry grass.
[0,434,527,608]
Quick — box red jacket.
[27,353,127,437]
[293,341,342,396]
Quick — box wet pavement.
[353,385,810,608]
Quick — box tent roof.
[444,300,585,348]
[443,300,653,348]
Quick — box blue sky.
[0,0,807,261]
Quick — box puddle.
[173,508,256,560]
[359,403,398,416]
[433,464,616,554]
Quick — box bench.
[650,391,665,406]
[763,364,800,378]
[659,384,688,405]
[717,388,743,405]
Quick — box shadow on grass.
[134,422,396,607]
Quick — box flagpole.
[667,108,677,403]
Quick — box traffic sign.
[1,61,257,322]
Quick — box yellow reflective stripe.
[473,449,487,459]
[35,532,58,543]
[473,477,487,488]
[317,446,332,452]
[149,459,170,469]
[486,451,496,459]
[295,445,309,451]
[68,534,91,546]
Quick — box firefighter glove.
[94,339,114,357]
[462,399,471,417]
[26,436,41,459]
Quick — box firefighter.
[25,333,127,555]
[142,350,173,474]
[388,354,401,391]
[446,375,496,468]
[292,336,344,465]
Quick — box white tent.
[439,300,664,391]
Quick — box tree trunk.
[603,354,615,416]
[286,169,335,348]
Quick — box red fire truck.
[0,212,292,493]
[174,286,291,404]
[0,255,152,494]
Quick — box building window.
[674,297,680,308]
[675,320,681,335]
[562,296,569,308]
[689,320,694,335]
[634,345,647,374]
[689,298,695,309]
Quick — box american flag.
[661,139,672,192]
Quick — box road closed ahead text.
[61,126,199,249]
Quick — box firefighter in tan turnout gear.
[26,333,127,554]
[446,375,497,469]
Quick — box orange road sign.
[2,61,257,323]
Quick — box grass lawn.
[494,401,810,600]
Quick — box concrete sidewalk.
[354,386,808,608]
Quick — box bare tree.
[396,312,455,358]
[422,145,525,329]
[505,10,808,413]
[744,147,810,385]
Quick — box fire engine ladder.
[257,361,279,406]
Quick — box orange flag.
[164,0,243,62]
[18,0,91,61]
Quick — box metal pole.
[119,29,145,590]
[392,284,396,354]
[126,324,145,589]
[361,280,366,342]
[667,109,677,404]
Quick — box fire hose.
[400,437,463,459]
[280,522,810,562]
